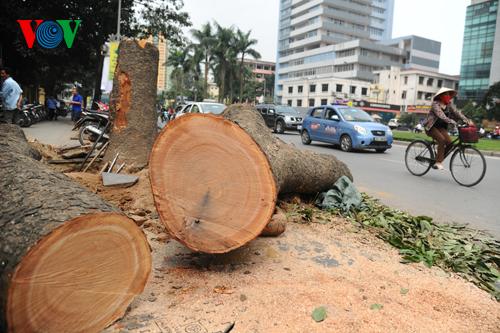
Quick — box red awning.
[360,107,400,113]
[360,107,429,114]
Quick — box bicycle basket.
[458,126,479,143]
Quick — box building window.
[427,78,434,87]
[288,87,293,93]
[309,99,315,107]
[297,100,302,107]
[310,85,316,93]
[337,49,356,58]
[418,91,423,99]
[351,86,356,94]
[321,99,327,105]
[322,84,328,92]
[425,93,433,100]
[336,84,343,92]
[287,100,292,106]
[361,87,368,95]
[404,76,408,84]
[437,80,443,88]
[419,76,424,85]
[298,86,303,93]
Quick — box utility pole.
[117,0,122,40]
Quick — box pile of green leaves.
[342,194,500,301]
[289,194,500,301]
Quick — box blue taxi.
[300,105,393,152]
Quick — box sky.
[180,0,472,75]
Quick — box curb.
[393,140,500,157]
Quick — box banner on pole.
[108,42,119,81]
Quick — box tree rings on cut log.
[6,213,151,333]
[150,113,277,253]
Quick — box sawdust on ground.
[34,141,500,332]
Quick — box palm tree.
[212,21,235,104]
[190,23,215,101]
[169,67,182,107]
[166,48,190,104]
[187,44,203,102]
[235,28,261,103]
[227,50,239,104]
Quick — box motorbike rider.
[492,126,500,139]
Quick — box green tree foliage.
[234,28,261,103]
[461,100,476,119]
[190,23,215,100]
[481,81,500,120]
[399,113,414,127]
[1,0,191,105]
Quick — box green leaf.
[400,289,409,294]
[311,306,327,322]
[370,304,383,310]
[435,269,450,277]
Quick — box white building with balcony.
[275,0,444,112]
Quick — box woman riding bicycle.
[422,87,474,171]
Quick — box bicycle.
[404,125,486,187]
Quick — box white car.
[174,102,227,119]
[388,119,400,130]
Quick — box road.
[275,131,500,239]
[22,117,500,239]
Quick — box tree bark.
[0,124,41,161]
[150,114,277,254]
[104,40,159,172]
[149,105,353,253]
[0,132,151,333]
[220,104,353,193]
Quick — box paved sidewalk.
[22,115,77,147]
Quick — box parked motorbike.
[18,106,33,127]
[74,108,110,149]
[55,101,68,117]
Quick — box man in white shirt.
[1,67,23,124]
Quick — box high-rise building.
[143,35,171,91]
[457,0,499,107]
[275,0,443,112]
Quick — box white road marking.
[380,158,405,164]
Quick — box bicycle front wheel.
[450,146,486,187]
[405,140,433,176]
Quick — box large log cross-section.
[0,124,151,332]
[149,105,353,254]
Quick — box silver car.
[174,102,227,119]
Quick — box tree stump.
[150,114,277,253]
[104,39,159,173]
[220,104,353,193]
[149,106,353,253]
[0,136,151,332]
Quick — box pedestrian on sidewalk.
[69,88,83,128]
[46,95,58,120]
[0,67,23,125]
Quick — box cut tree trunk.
[149,106,353,253]
[0,129,151,333]
[220,104,353,194]
[0,124,41,161]
[150,114,277,254]
[104,39,159,173]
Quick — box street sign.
[348,101,353,106]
